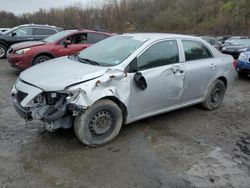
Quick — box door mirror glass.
[134,72,147,90]
[63,40,71,47]
[11,32,16,37]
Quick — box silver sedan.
[12,33,236,146]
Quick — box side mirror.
[134,72,147,90]
[11,32,17,37]
[63,40,71,47]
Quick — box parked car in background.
[0,28,10,34]
[200,36,222,50]
[0,24,62,58]
[221,39,250,59]
[224,36,249,44]
[11,33,235,146]
[217,36,231,44]
[236,52,250,78]
[7,29,113,70]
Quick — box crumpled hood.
[11,41,46,50]
[20,56,107,91]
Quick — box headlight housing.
[238,53,247,61]
[222,47,226,51]
[15,48,30,55]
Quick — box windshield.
[77,35,148,66]
[2,26,19,35]
[44,30,72,43]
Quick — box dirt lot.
[0,59,250,188]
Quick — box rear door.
[32,27,58,40]
[129,39,185,118]
[87,33,110,44]
[181,40,217,102]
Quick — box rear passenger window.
[182,40,212,61]
[87,33,109,43]
[137,40,179,70]
[33,28,57,35]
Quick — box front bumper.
[12,94,32,120]
[236,60,250,74]
[7,53,33,70]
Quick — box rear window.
[182,40,213,61]
[87,33,110,44]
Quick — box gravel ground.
[0,59,250,188]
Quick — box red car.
[7,29,113,69]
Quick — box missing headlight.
[45,92,68,105]
[34,94,44,104]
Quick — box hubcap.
[0,47,5,57]
[211,87,221,103]
[89,111,114,136]
[39,58,48,63]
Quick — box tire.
[202,80,226,110]
[74,99,123,146]
[0,44,7,59]
[33,55,51,65]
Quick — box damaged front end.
[12,68,129,132]
[11,79,87,132]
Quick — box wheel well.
[101,96,128,124]
[217,76,228,89]
[0,42,8,49]
[33,53,55,62]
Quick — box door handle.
[209,63,216,69]
[28,38,34,40]
[173,69,185,74]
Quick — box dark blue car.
[236,51,250,77]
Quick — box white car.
[12,33,236,146]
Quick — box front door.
[8,27,33,45]
[129,40,185,118]
[55,33,90,56]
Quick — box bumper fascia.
[7,53,33,70]
[12,95,32,120]
[236,60,250,74]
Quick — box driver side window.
[137,40,179,70]
[12,27,32,36]
[68,33,87,44]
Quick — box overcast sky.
[0,0,104,15]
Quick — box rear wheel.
[202,80,226,110]
[74,99,123,147]
[33,55,51,65]
[0,44,7,59]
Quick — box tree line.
[0,0,250,36]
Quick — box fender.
[32,51,56,63]
[0,40,9,49]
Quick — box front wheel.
[74,99,123,146]
[202,80,226,110]
[33,55,51,65]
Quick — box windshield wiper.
[77,56,100,65]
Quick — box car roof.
[19,24,63,30]
[122,33,205,41]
